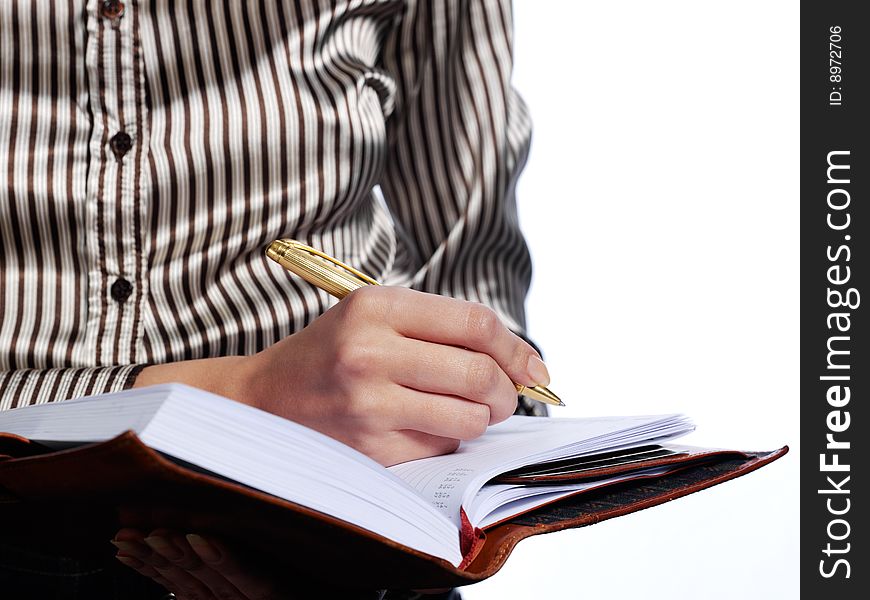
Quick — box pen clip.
[283,240,381,286]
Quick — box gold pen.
[266,239,564,407]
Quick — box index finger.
[370,288,550,388]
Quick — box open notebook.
[0,383,786,588]
[0,383,697,566]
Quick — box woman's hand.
[136,287,549,465]
[111,528,280,600]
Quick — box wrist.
[223,353,265,408]
[231,349,281,414]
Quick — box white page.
[389,415,693,528]
[470,465,676,528]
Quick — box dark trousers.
[0,539,461,600]
[0,539,169,600]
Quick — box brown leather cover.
[0,432,787,590]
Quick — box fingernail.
[526,355,550,387]
[186,534,221,563]
[143,536,183,560]
[110,540,146,558]
[115,554,144,568]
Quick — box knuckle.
[491,390,518,424]
[334,340,379,380]
[342,286,382,318]
[462,405,490,439]
[344,390,383,420]
[466,356,500,398]
[511,342,533,377]
[344,390,379,420]
[464,304,500,344]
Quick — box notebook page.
[388,415,693,527]
[157,390,461,557]
[471,465,676,529]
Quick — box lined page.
[471,465,677,529]
[389,415,694,527]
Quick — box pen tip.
[523,385,564,407]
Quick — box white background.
[464,1,799,598]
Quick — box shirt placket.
[84,0,146,366]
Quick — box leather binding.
[0,432,787,590]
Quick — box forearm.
[133,355,252,402]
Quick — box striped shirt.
[0,0,535,412]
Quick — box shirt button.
[110,278,133,303]
[110,132,133,159]
[100,0,125,20]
